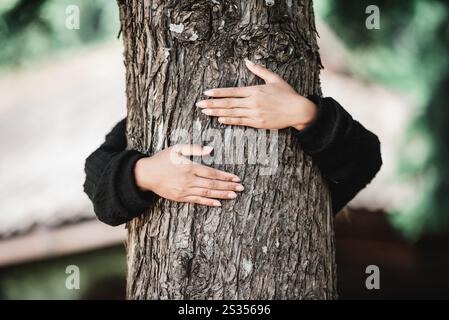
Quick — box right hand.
[134,144,244,207]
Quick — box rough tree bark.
[119,0,336,300]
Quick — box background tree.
[323,0,449,237]
[118,0,336,299]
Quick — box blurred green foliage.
[0,246,126,299]
[319,0,449,238]
[321,0,448,103]
[0,0,119,67]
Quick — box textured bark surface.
[119,0,336,300]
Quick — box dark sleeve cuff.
[116,151,159,215]
[294,95,352,156]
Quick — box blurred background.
[0,0,448,299]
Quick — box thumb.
[244,59,282,84]
[173,144,213,157]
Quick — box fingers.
[192,164,241,182]
[183,196,222,207]
[173,144,213,157]
[202,60,282,100]
[192,177,245,192]
[181,170,244,207]
[217,117,258,127]
[170,145,213,165]
[244,58,282,84]
[201,108,252,118]
[189,188,238,200]
[203,86,255,98]
[196,98,250,109]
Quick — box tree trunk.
[119,0,337,300]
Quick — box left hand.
[196,59,318,131]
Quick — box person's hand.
[196,59,317,131]
[134,145,244,207]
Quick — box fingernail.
[214,201,222,207]
[244,58,256,67]
[201,109,211,115]
[232,177,241,182]
[235,185,244,191]
[228,192,237,199]
[204,90,214,96]
[202,146,213,153]
[196,101,207,108]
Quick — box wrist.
[291,96,318,131]
[134,157,154,192]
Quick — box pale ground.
[0,44,126,237]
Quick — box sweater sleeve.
[295,96,382,214]
[83,118,158,226]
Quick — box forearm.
[84,120,244,226]
[83,119,158,226]
[196,61,382,214]
[85,150,158,226]
[296,96,382,214]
